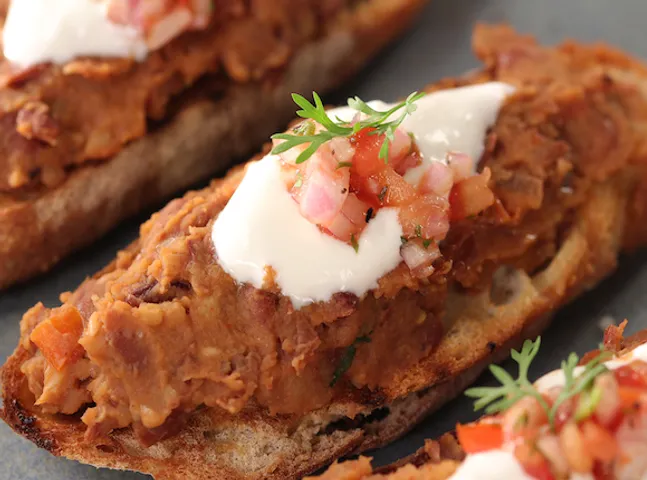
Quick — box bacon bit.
[603,319,629,353]
[30,305,85,370]
[16,101,59,146]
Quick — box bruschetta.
[2,24,647,480]
[311,322,647,480]
[0,0,428,288]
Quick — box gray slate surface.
[2,0,647,478]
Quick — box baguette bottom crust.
[0,0,428,290]
[0,166,632,480]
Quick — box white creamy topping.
[3,0,148,67]
[212,157,403,309]
[449,450,534,480]
[401,82,516,184]
[535,343,647,393]
[212,83,514,308]
[450,344,647,480]
[324,83,515,185]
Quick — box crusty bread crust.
[0,0,429,289]
[0,165,634,480]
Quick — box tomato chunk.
[449,169,495,221]
[399,194,449,239]
[456,423,504,453]
[30,305,85,371]
[350,128,388,177]
[614,364,647,389]
[617,386,644,411]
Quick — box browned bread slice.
[0,154,630,480]
[0,0,429,289]
[3,25,647,480]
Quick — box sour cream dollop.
[3,0,148,67]
[212,83,514,308]
[212,157,404,309]
[402,82,516,183]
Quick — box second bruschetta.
[311,322,647,480]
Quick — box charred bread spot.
[8,400,55,452]
[95,444,117,454]
[319,406,391,435]
[487,341,497,353]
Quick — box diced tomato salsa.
[274,121,496,278]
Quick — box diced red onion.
[419,162,454,198]
[340,193,370,226]
[299,168,348,225]
[329,137,356,165]
[389,128,413,159]
[326,212,361,242]
[536,435,569,477]
[400,241,441,277]
[446,151,473,182]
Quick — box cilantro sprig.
[330,333,372,387]
[465,337,612,429]
[271,91,425,164]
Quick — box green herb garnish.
[415,224,422,238]
[378,186,388,202]
[574,384,603,422]
[330,334,372,387]
[271,91,425,164]
[336,161,353,170]
[464,337,612,429]
[350,234,359,253]
[293,171,303,189]
[423,239,431,249]
[400,236,408,245]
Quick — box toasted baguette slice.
[3,25,647,480]
[0,0,429,289]
[310,325,647,480]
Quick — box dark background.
[2,0,647,478]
